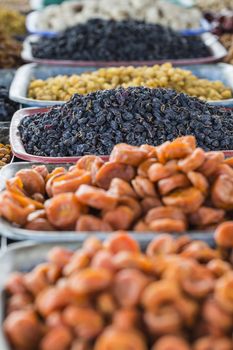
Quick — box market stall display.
[14,87,233,160]
[2,231,233,350]
[1,135,233,235]
[1,2,233,347]
[27,0,203,34]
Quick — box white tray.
[9,63,233,107]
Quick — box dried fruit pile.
[34,0,202,32]
[19,87,233,157]
[28,63,232,102]
[0,143,12,167]
[31,19,210,61]
[0,86,20,121]
[0,5,26,36]
[0,31,23,68]
[1,136,233,233]
[3,231,233,350]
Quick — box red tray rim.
[10,106,233,163]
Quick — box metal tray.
[9,63,233,107]
[21,33,227,67]
[26,10,210,37]
[0,161,216,242]
[9,106,233,163]
[10,64,97,107]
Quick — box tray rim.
[21,32,227,67]
[9,106,233,163]
[9,62,233,107]
[0,216,215,242]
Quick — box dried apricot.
[95,162,135,190]
[162,187,204,213]
[158,173,190,195]
[110,143,147,166]
[45,193,82,229]
[76,184,117,210]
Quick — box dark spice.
[18,87,233,157]
[31,19,210,61]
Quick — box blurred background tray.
[21,33,227,67]
[26,10,210,37]
[9,63,233,107]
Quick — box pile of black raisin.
[0,86,19,121]
[31,19,210,61]
[18,87,233,157]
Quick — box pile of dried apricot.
[3,230,233,350]
[1,135,233,232]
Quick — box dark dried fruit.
[18,87,233,158]
[31,19,210,61]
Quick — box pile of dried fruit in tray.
[3,230,233,350]
[1,136,233,232]
[31,19,210,61]
[0,5,26,36]
[34,0,202,32]
[0,86,20,121]
[19,87,233,157]
[28,63,232,102]
[0,31,23,68]
[0,143,12,167]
